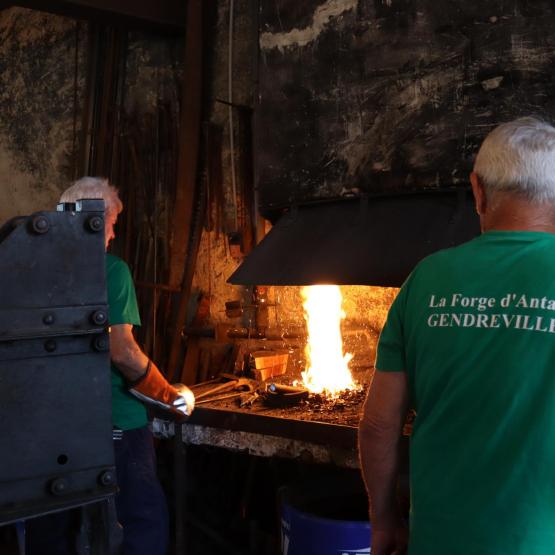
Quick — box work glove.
[128,361,195,417]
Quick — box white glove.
[172,383,196,416]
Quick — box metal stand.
[174,423,186,553]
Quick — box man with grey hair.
[27,177,194,555]
[359,117,555,555]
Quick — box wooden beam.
[168,0,203,290]
[14,0,186,33]
[166,0,205,380]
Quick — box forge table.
[180,399,362,468]
[167,401,364,554]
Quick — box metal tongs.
[190,374,257,405]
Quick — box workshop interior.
[0,1,549,554]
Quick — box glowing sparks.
[301,285,356,396]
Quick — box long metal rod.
[228,0,238,231]
[135,281,180,293]
[71,20,80,179]
[195,392,243,404]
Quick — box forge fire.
[188,284,399,425]
[300,285,357,397]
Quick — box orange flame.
[301,285,356,396]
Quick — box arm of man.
[358,370,409,555]
[110,324,150,382]
[110,323,195,416]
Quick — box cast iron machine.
[0,199,115,527]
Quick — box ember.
[266,382,370,427]
[302,388,367,412]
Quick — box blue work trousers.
[113,426,169,555]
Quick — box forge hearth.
[185,367,373,459]
[182,285,394,467]
[195,375,370,427]
[283,388,368,422]
[191,363,372,425]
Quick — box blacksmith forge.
[0,1,549,553]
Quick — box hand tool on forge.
[191,376,257,405]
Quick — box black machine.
[0,199,116,525]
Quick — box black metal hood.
[228,189,481,287]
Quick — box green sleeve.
[106,254,141,327]
[375,282,408,372]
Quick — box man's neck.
[481,195,555,234]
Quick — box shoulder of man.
[106,253,133,280]
[106,252,126,268]
[413,237,477,274]
[396,239,478,301]
[106,253,141,326]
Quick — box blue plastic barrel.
[279,479,371,555]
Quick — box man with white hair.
[359,117,555,555]
[27,177,194,554]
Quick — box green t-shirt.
[107,253,148,430]
[376,231,555,555]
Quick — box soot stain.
[0,9,79,186]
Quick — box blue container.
[280,481,371,555]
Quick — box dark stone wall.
[0,7,184,227]
[257,0,555,210]
[0,7,86,222]
[0,9,83,179]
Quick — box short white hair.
[60,177,123,216]
[474,117,555,203]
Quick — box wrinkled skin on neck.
[470,172,555,235]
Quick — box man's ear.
[470,172,487,215]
